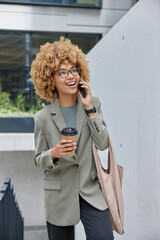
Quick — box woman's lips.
[66,81,76,88]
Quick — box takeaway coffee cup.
[61,127,78,156]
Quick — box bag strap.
[92,131,117,173]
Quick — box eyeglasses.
[57,67,80,78]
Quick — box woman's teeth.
[67,82,76,86]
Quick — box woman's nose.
[68,71,74,78]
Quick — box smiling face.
[53,62,80,98]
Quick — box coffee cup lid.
[61,127,78,136]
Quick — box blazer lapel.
[76,95,86,145]
[50,98,66,132]
[50,95,86,145]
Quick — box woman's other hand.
[51,140,77,159]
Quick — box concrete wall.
[84,0,160,239]
[0,0,136,35]
[0,150,46,227]
[0,134,43,227]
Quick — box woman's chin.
[68,88,78,95]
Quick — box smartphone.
[78,79,86,98]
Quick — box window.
[0,0,102,8]
[0,31,101,110]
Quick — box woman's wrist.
[51,148,59,164]
[87,112,95,118]
[51,147,56,159]
[84,105,97,118]
[84,104,93,110]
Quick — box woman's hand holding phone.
[78,78,93,111]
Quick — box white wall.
[0,1,136,35]
[84,0,160,239]
[0,151,46,227]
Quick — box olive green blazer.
[33,95,109,226]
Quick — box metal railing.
[0,177,24,240]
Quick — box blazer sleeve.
[33,114,59,171]
[86,97,109,151]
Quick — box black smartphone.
[78,79,86,98]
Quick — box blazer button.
[73,164,79,168]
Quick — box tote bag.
[92,133,124,235]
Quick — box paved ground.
[24,226,48,240]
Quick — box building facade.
[0,0,137,108]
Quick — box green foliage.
[30,95,44,114]
[0,92,44,117]
[0,92,14,110]
[16,94,25,111]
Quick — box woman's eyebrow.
[58,68,66,71]
[58,66,75,71]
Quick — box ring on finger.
[61,144,64,149]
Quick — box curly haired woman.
[30,37,114,240]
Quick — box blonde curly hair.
[30,37,90,102]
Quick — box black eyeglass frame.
[57,67,80,78]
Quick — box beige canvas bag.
[92,133,124,235]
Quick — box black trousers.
[47,196,114,240]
